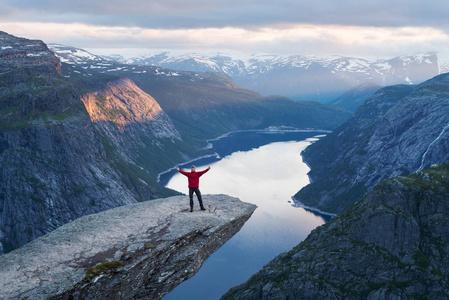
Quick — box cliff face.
[80,78,179,138]
[295,73,449,214]
[0,195,256,300]
[78,77,187,200]
[223,164,449,299]
[0,32,139,254]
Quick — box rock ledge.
[0,194,256,299]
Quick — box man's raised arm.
[177,166,188,176]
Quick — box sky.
[1,0,449,59]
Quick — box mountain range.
[100,49,441,103]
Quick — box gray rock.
[0,194,256,300]
[223,165,449,299]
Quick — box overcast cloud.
[1,0,449,58]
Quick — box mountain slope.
[330,82,381,112]
[124,70,351,143]
[294,73,449,214]
[106,50,439,102]
[223,163,449,299]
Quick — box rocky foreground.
[0,194,256,299]
[223,164,449,299]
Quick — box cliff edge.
[0,194,256,299]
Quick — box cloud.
[1,0,449,58]
[2,0,449,30]
[2,21,448,59]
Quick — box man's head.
[191,165,196,172]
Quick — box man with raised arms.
[177,165,211,212]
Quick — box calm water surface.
[162,131,327,300]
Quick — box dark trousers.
[189,188,205,209]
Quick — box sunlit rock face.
[81,78,179,138]
[0,194,256,300]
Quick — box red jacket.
[178,168,210,188]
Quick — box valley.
[0,31,350,255]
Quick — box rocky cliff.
[0,31,141,254]
[80,78,178,137]
[0,194,256,299]
[0,31,61,74]
[78,76,188,200]
[223,164,449,299]
[295,73,449,214]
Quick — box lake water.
[161,130,328,300]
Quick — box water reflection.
[163,136,325,300]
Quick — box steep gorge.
[78,77,190,201]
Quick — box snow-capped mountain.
[107,51,440,102]
[49,44,441,103]
[49,44,111,65]
[48,44,209,82]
